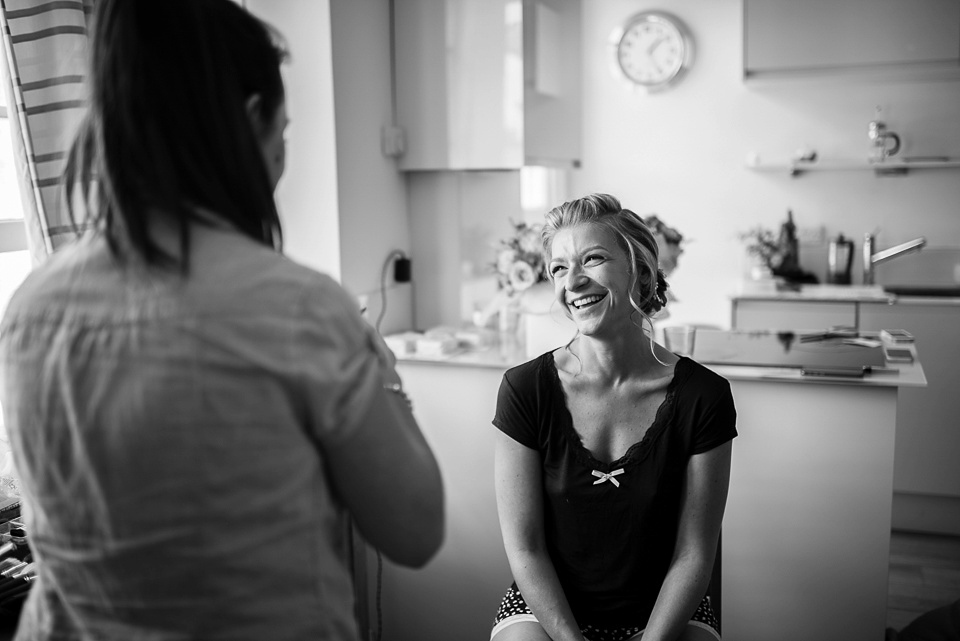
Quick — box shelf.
[745,158,960,177]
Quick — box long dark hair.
[63,0,288,272]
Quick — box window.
[0,88,32,322]
[0,87,30,491]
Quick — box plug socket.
[394,257,411,283]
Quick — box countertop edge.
[699,363,926,387]
[396,340,927,387]
[732,293,960,305]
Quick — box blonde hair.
[541,194,670,362]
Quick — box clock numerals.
[612,11,692,90]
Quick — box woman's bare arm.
[494,430,586,641]
[641,439,732,641]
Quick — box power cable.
[376,249,407,333]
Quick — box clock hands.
[613,11,691,88]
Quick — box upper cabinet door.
[394,0,581,171]
[743,0,960,81]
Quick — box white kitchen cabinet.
[731,299,857,331]
[859,302,960,510]
[743,0,960,81]
[393,0,581,170]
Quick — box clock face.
[613,12,691,90]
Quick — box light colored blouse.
[0,223,382,640]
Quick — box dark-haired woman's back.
[2,220,421,640]
[0,0,444,636]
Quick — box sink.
[883,285,960,298]
[875,247,960,298]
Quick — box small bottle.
[778,210,800,274]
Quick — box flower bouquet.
[493,220,547,296]
[473,221,548,331]
[739,225,786,274]
[739,214,818,286]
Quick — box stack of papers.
[880,329,914,343]
[383,332,421,357]
[383,329,463,359]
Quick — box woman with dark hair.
[491,194,736,641]
[0,1,443,639]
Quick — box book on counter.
[880,329,915,344]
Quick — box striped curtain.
[0,0,93,265]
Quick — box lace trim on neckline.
[545,354,692,473]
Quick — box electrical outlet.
[394,256,411,283]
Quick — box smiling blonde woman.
[491,194,735,641]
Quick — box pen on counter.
[801,367,865,378]
[800,365,900,378]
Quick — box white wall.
[575,0,960,328]
[244,1,414,333]
[409,170,523,329]
[245,0,342,280]
[247,1,960,334]
[330,0,413,333]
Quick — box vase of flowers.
[494,220,547,298]
[483,220,549,346]
[740,211,818,287]
[739,225,785,279]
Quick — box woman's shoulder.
[504,350,554,384]
[676,357,732,397]
[195,226,355,309]
[1,236,110,325]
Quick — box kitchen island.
[694,329,925,641]
[731,284,960,536]
[368,330,925,641]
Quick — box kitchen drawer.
[731,300,857,331]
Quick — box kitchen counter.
[692,328,926,388]
[730,286,960,540]
[734,282,960,305]
[685,330,927,640]
[395,327,926,388]
[393,340,525,370]
[736,283,893,302]
[722,362,903,641]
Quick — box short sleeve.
[294,275,383,446]
[691,377,738,455]
[492,366,539,450]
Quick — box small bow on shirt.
[591,468,625,487]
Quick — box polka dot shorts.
[490,583,720,641]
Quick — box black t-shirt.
[493,353,737,627]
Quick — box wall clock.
[610,11,694,92]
